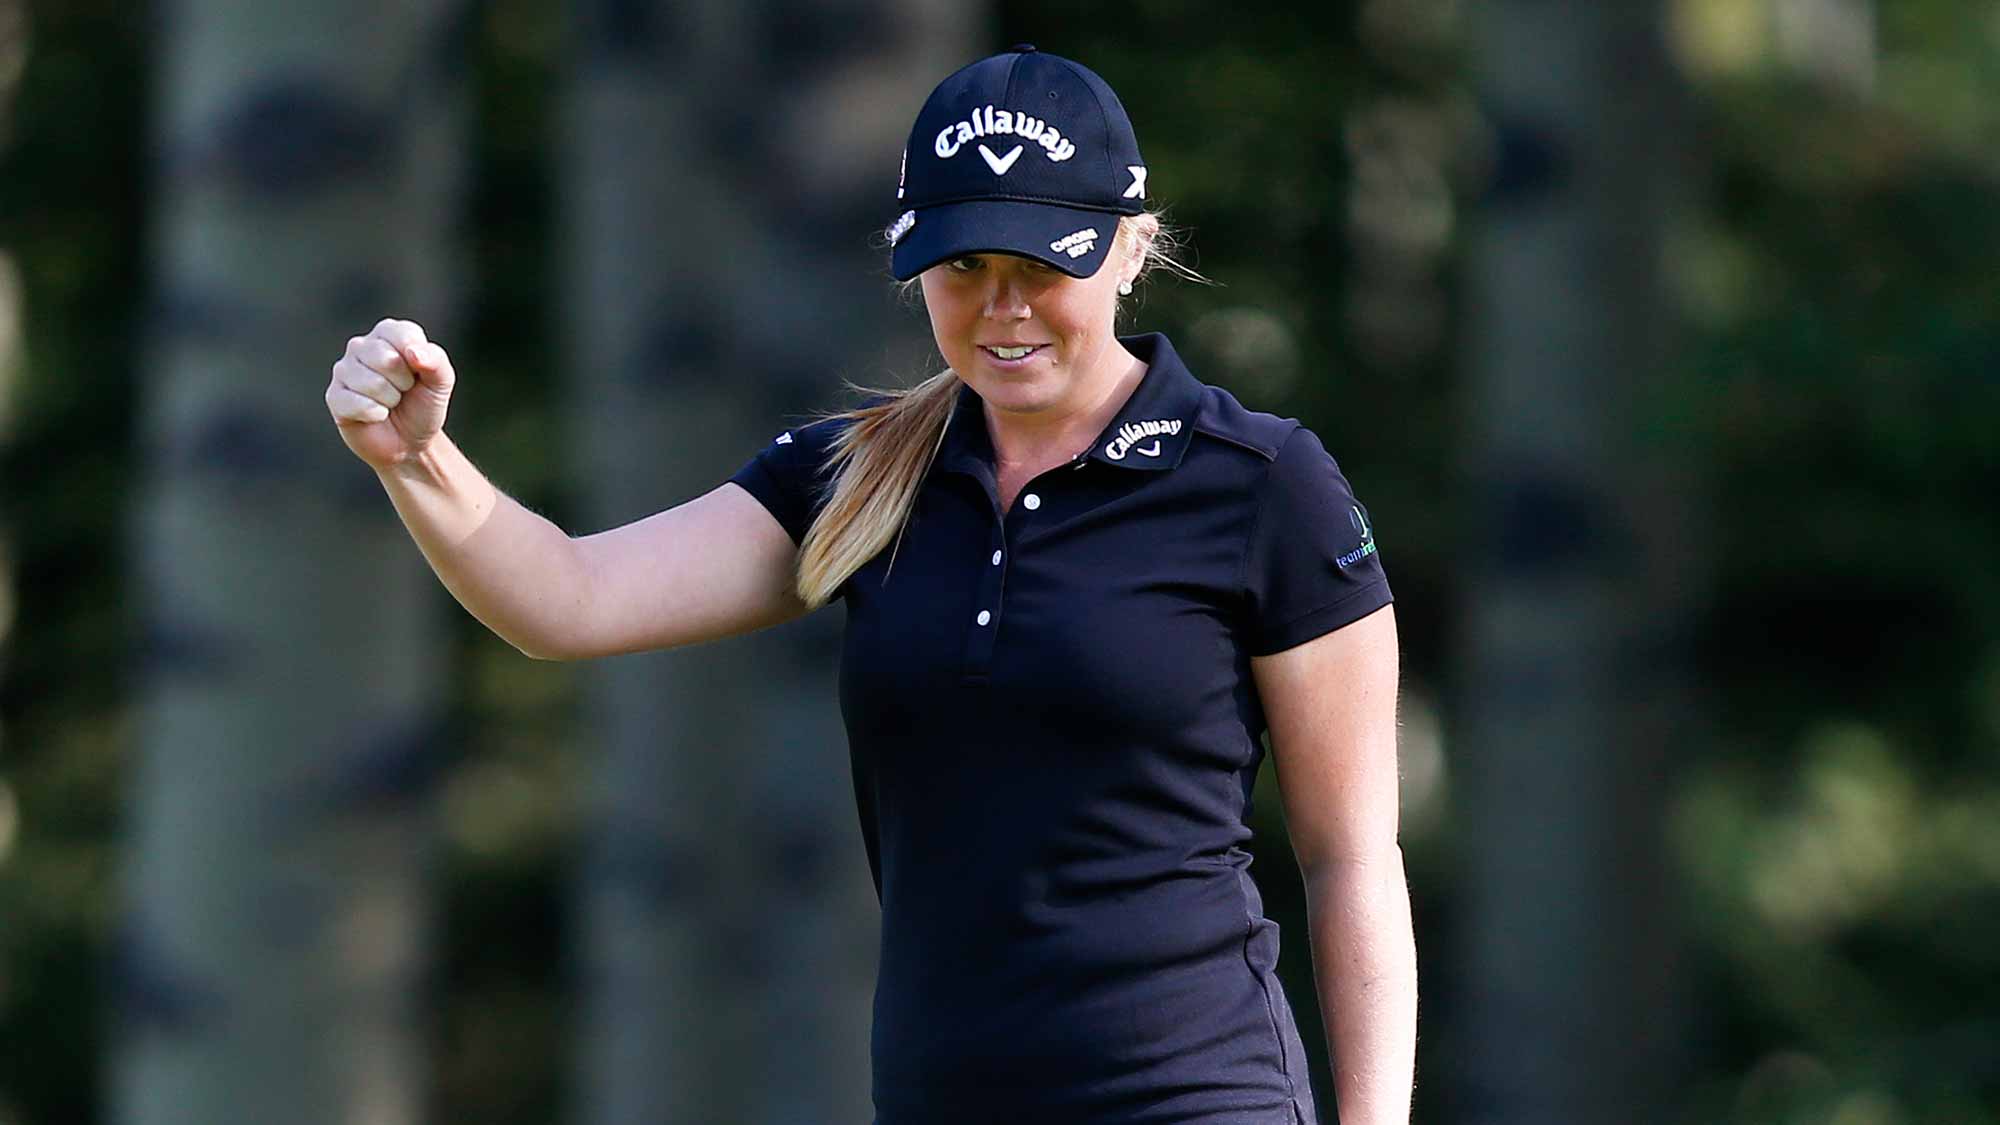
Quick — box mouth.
[980,344,1047,363]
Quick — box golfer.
[326,46,1413,1125]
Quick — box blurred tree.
[1662,4,2000,1112]
[0,2,149,1119]
[558,1,976,1120]
[110,2,469,1122]
[1453,1,1690,1123]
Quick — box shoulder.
[755,406,868,465]
[730,409,863,517]
[728,406,874,545]
[1189,383,1304,463]
[1187,384,1362,524]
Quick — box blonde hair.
[794,211,1203,609]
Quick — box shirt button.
[976,610,992,626]
[1023,493,1041,510]
[991,549,1002,565]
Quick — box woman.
[325,46,1413,1125]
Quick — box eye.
[944,255,984,273]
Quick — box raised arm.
[1252,603,1414,1125]
[327,318,807,661]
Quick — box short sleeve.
[725,415,852,546]
[1241,426,1394,656]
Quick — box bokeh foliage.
[2,0,1997,1122]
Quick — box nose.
[982,271,1031,321]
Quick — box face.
[918,232,1142,420]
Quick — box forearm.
[376,430,590,659]
[1303,850,1418,1125]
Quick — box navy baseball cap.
[888,45,1149,282]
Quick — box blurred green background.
[2,1,1997,1122]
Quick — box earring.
[1117,280,1133,296]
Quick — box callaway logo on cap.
[888,45,1149,282]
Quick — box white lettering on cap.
[1050,228,1099,258]
[934,104,1077,162]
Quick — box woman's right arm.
[328,318,807,661]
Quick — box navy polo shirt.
[728,334,1391,1124]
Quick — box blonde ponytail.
[795,369,961,609]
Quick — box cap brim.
[890,199,1119,282]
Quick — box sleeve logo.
[1337,504,1378,568]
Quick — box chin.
[969,373,1059,413]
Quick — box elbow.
[503,625,586,663]
[1300,847,1416,948]
[520,636,593,662]
[1298,843,1408,890]
[508,637,563,662]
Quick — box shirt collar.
[936,332,1204,478]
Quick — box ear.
[1119,213,1160,288]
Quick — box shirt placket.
[960,455,1089,685]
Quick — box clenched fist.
[326,317,457,471]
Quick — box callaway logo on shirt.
[1104,419,1181,461]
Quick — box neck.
[984,340,1147,468]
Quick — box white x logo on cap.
[1123,165,1148,199]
